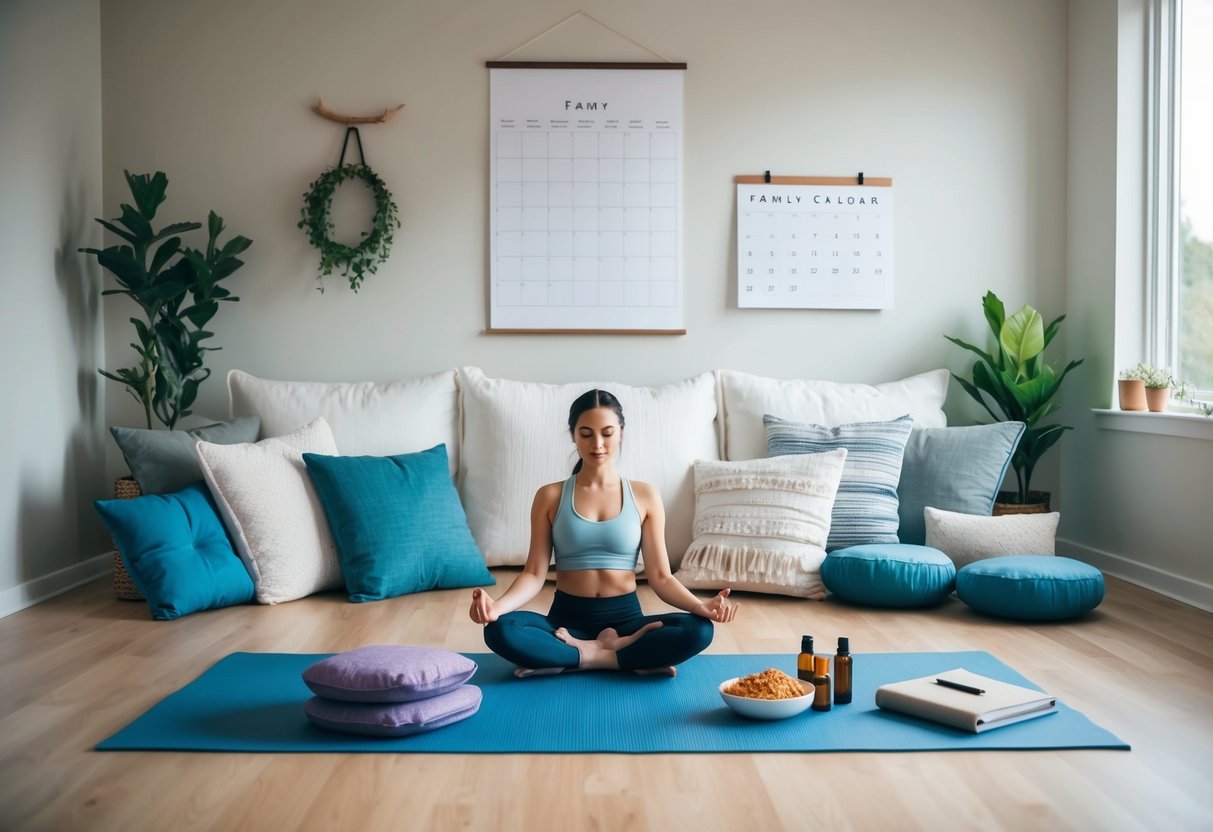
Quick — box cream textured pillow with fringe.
[674,449,847,599]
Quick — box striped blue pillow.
[765,414,914,551]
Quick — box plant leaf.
[1000,305,1045,372]
[95,219,139,246]
[118,203,155,244]
[149,237,181,277]
[125,170,168,219]
[94,249,150,292]
[943,335,995,367]
[1042,314,1066,349]
[982,291,1006,339]
[219,235,253,260]
[181,300,219,329]
[150,221,202,243]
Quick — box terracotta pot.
[1118,378,1147,411]
[993,490,1052,515]
[1145,386,1171,412]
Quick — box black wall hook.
[337,126,367,167]
[764,170,771,183]
[858,171,864,185]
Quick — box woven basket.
[992,490,1052,516]
[112,476,144,600]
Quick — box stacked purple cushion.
[302,645,481,737]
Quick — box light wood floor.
[2,569,1211,831]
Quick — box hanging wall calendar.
[486,62,686,333]
[736,174,894,310]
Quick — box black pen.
[936,677,985,695]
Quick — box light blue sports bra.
[551,475,642,572]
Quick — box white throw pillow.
[227,369,460,476]
[674,450,848,599]
[924,506,1060,568]
[719,369,949,461]
[457,367,719,569]
[196,418,343,604]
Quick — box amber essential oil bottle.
[835,637,853,705]
[797,635,814,682]
[811,655,832,712]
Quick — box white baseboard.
[0,551,112,619]
[1057,537,1213,613]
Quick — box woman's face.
[573,406,622,466]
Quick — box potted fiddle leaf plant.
[80,171,252,430]
[946,291,1083,512]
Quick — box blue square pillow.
[895,422,1025,545]
[765,414,914,551]
[302,444,494,603]
[94,482,255,620]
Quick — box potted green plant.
[1135,363,1188,412]
[945,291,1083,510]
[80,171,252,429]
[1117,365,1147,411]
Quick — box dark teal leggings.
[483,590,714,671]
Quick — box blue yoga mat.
[97,651,1128,754]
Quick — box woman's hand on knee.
[697,588,738,623]
[469,587,499,624]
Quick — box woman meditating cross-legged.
[469,389,738,678]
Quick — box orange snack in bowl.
[724,668,806,700]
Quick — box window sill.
[1093,408,1213,441]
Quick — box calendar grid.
[736,181,894,310]
[489,66,685,332]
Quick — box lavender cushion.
[304,685,482,737]
[302,645,477,703]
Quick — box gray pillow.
[301,645,478,703]
[109,416,261,494]
[304,685,482,737]
[896,422,1025,545]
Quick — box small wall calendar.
[486,62,686,333]
[735,175,894,310]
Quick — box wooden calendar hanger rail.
[735,172,892,187]
[311,98,405,125]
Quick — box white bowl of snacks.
[719,668,814,720]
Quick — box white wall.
[98,0,1068,425]
[13,0,1204,611]
[15,0,1124,604]
[0,0,107,603]
[1060,0,1213,610]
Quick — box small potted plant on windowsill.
[1117,365,1147,411]
[1137,364,1185,412]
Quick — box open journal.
[875,668,1058,733]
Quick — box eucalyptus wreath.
[298,163,400,292]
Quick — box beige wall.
[0,0,106,601]
[97,0,1068,423]
[41,0,1205,607]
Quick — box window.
[1177,0,1213,392]
[1152,0,1213,396]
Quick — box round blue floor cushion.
[820,544,956,607]
[955,556,1105,621]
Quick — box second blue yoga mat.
[97,650,1128,754]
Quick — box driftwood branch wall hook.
[311,98,405,125]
